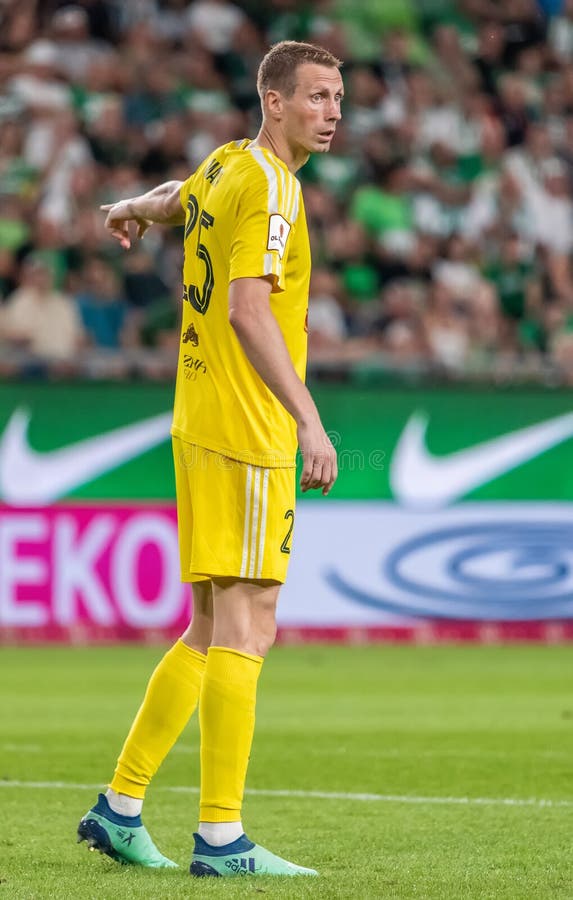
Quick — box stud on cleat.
[190,860,222,877]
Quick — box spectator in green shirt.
[485,233,535,321]
[351,160,414,240]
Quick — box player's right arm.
[100,180,185,249]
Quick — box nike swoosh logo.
[0,408,172,506]
[390,410,573,509]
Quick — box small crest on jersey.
[267,214,291,260]
[182,323,199,346]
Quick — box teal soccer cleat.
[190,833,318,877]
[77,793,177,868]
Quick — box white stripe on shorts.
[240,464,253,578]
[240,464,271,579]
[256,468,270,578]
[248,468,262,578]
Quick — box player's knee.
[220,619,276,656]
[254,618,277,656]
[180,612,213,654]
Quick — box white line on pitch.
[2,743,41,753]
[0,780,572,809]
[308,747,570,760]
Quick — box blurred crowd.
[2,0,573,382]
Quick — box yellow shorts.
[172,437,296,583]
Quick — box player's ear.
[264,89,284,121]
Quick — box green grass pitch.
[1,644,572,899]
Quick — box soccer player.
[78,40,342,878]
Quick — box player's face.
[282,63,344,154]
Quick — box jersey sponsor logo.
[183,353,207,381]
[390,410,573,509]
[0,408,172,505]
[267,214,291,260]
[182,323,199,346]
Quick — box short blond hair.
[257,40,342,100]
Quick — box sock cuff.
[175,639,207,667]
[208,646,264,666]
[109,774,147,799]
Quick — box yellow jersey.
[172,139,310,468]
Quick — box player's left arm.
[100,180,185,249]
[229,277,338,495]
[228,166,336,493]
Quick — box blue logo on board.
[326,522,573,620]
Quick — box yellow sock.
[111,640,206,799]
[199,646,263,823]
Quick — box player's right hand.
[298,418,338,496]
[100,201,152,249]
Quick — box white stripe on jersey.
[282,165,296,222]
[269,154,287,215]
[291,180,301,222]
[248,147,281,278]
[249,148,279,213]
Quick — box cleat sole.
[190,860,222,878]
[77,818,128,865]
